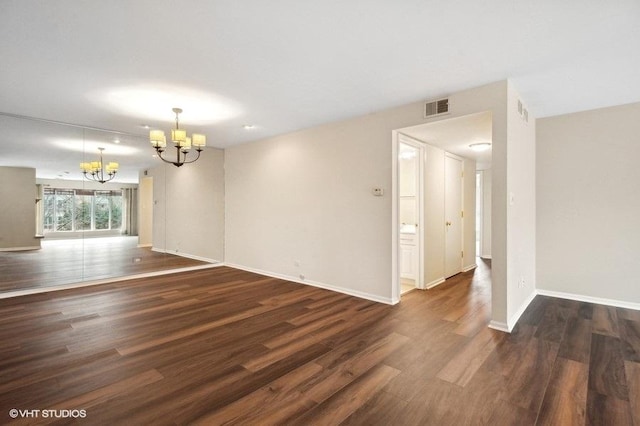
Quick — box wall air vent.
[424,98,449,118]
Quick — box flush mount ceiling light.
[149,108,206,167]
[469,142,492,152]
[80,147,119,183]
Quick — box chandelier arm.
[177,149,202,164]
[154,146,202,167]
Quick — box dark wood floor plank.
[499,337,559,412]
[437,326,504,386]
[558,316,592,363]
[0,259,635,424]
[588,333,629,400]
[592,305,620,337]
[534,301,570,343]
[619,319,640,362]
[536,358,588,425]
[586,391,634,425]
[292,363,400,425]
[625,361,640,426]
[192,361,323,425]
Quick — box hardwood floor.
[0,259,638,425]
[0,236,210,293]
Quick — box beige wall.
[537,101,640,305]
[138,176,153,247]
[504,82,537,329]
[0,167,39,250]
[481,169,492,258]
[225,80,510,320]
[149,148,225,263]
[463,156,477,271]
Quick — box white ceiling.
[1,1,639,181]
[400,112,493,169]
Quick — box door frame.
[392,131,425,303]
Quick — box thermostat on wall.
[372,188,384,196]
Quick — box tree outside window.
[43,188,123,233]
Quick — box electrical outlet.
[518,277,525,289]
[299,274,305,281]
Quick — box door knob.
[446,221,451,226]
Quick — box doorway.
[392,111,492,303]
[398,136,424,295]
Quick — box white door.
[444,155,463,278]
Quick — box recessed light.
[141,124,150,129]
[469,142,491,152]
[243,124,256,130]
[114,139,121,144]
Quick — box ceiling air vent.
[424,98,449,118]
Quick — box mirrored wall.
[0,113,223,294]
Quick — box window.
[43,188,123,233]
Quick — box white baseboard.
[0,246,41,252]
[507,290,537,331]
[462,263,477,272]
[536,289,640,311]
[224,262,395,305]
[137,243,152,248]
[151,247,220,264]
[488,320,509,333]
[426,277,446,289]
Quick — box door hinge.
[461,210,464,218]
[461,250,464,258]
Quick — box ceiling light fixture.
[469,142,491,152]
[149,108,206,167]
[243,124,255,130]
[80,147,119,183]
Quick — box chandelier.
[149,108,206,167]
[80,147,118,183]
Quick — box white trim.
[151,247,220,264]
[536,289,640,311]
[0,263,224,300]
[488,320,509,333]
[426,277,446,289]
[391,130,400,302]
[225,262,396,305]
[507,290,537,331]
[462,263,477,272]
[480,255,492,260]
[0,246,41,252]
[137,243,152,248]
[394,133,428,298]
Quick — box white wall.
[481,169,492,258]
[138,176,153,247]
[225,80,510,317]
[0,167,39,250]
[537,101,640,305]
[463,157,477,271]
[505,82,537,330]
[149,148,225,263]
